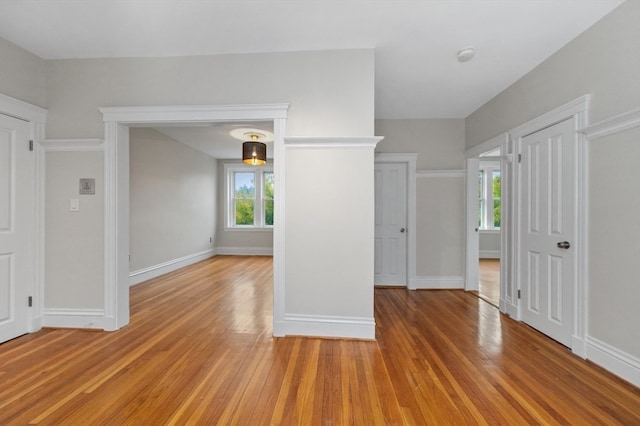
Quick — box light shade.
[242,141,267,165]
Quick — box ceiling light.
[242,134,267,166]
[457,47,475,62]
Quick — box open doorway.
[128,122,275,286]
[477,151,501,306]
[99,104,288,334]
[465,138,508,310]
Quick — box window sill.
[224,227,274,232]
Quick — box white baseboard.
[278,314,376,340]
[129,249,217,286]
[42,308,109,330]
[409,276,464,290]
[215,246,273,256]
[586,336,640,387]
[479,250,500,259]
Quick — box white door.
[519,118,575,347]
[0,114,32,343]
[374,162,407,286]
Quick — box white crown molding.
[100,103,290,123]
[417,169,465,178]
[0,93,47,123]
[41,139,104,152]
[285,136,383,149]
[279,314,376,340]
[129,249,217,286]
[578,108,640,140]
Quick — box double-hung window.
[225,163,274,229]
[478,166,501,230]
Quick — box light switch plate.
[70,198,79,212]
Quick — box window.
[478,166,501,230]
[225,163,274,229]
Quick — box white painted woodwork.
[519,118,575,347]
[0,114,31,343]
[374,162,407,286]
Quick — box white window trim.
[479,166,501,230]
[224,163,274,230]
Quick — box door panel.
[0,114,31,343]
[374,162,407,286]
[519,119,575,347]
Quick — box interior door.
[0,113,32,343]
[374,162,407,286]
[519,118,575,347]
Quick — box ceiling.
[148,122,275,160]
[0,0,624,120]
[0,1,625,158]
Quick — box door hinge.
[28,296,33,307]
[518,153,521,163]
[517,289,521,299]
[29,140,34,151]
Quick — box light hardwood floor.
[478,258,500,307]
[1,256,639,424]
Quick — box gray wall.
[40,48,375,323]
[0,37,46,108]
[215,159,273,251]
[376,119,466,279]
[129,128,217,272]
[466,0,640,358]
[376,119,465,169]
[466,1,639,148]
[45,151,104,309]
[45,49,374,139]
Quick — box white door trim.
[99,103,289,333]
[374,153,417,289]
[510,95,590,357]
[0,94,47,333]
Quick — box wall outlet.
[209,236,213,243]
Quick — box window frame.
[224,163,274,231]
[478,165,501,231]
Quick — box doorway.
[100,104,289,335]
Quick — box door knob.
[557,241,571,249]
[400,228,406,233]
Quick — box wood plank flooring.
[1,256,639,425]
[477,258,500,307]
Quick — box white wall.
[465,0,640,374]
[375,119,466,286]
[0,37,46,108]
[129,128,217,273]
[45,151,104,309]
[215,159,273,253]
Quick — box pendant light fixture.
[242,133,267,166]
